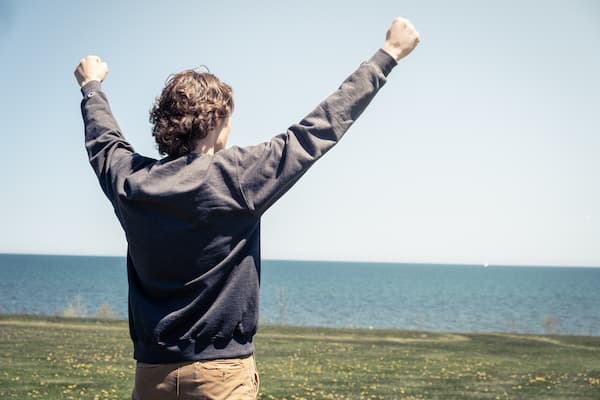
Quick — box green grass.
[1,315,599,399]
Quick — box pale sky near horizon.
[1,0,599,267]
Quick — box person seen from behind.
[74,16,420,400]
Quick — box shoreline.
[2,313,599,339]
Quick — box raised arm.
[75,56,135,202]
[234,17,420,215]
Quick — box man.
[75,16,419,400]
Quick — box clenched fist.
[383,17,420,61]
[74,55,109,87]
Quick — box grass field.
[1,315,599,399]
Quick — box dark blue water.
[1,254,599,335]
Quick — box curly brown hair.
[150,70,234,158]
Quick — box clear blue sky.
[1,0,599,266]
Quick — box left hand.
[74,55,109,87]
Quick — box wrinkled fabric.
[80,49,397,363]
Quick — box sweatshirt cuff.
[80,80,102,98]
[369,49,398,76]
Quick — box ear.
[216,115,231,130]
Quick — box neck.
[194,141,216,155]
[193,121,227,155]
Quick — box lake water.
[1,253,599,335]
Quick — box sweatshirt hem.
[133,340,255,363]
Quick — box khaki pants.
[132,354,259,400]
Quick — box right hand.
[74,55,109,87]
[382,17,421,61]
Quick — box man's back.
[113,151,260,362]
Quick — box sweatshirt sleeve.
[80,81,135,203]
[234,49,397,216]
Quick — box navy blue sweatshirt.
[80,49,397,362]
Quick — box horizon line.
[1,251,599,269]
